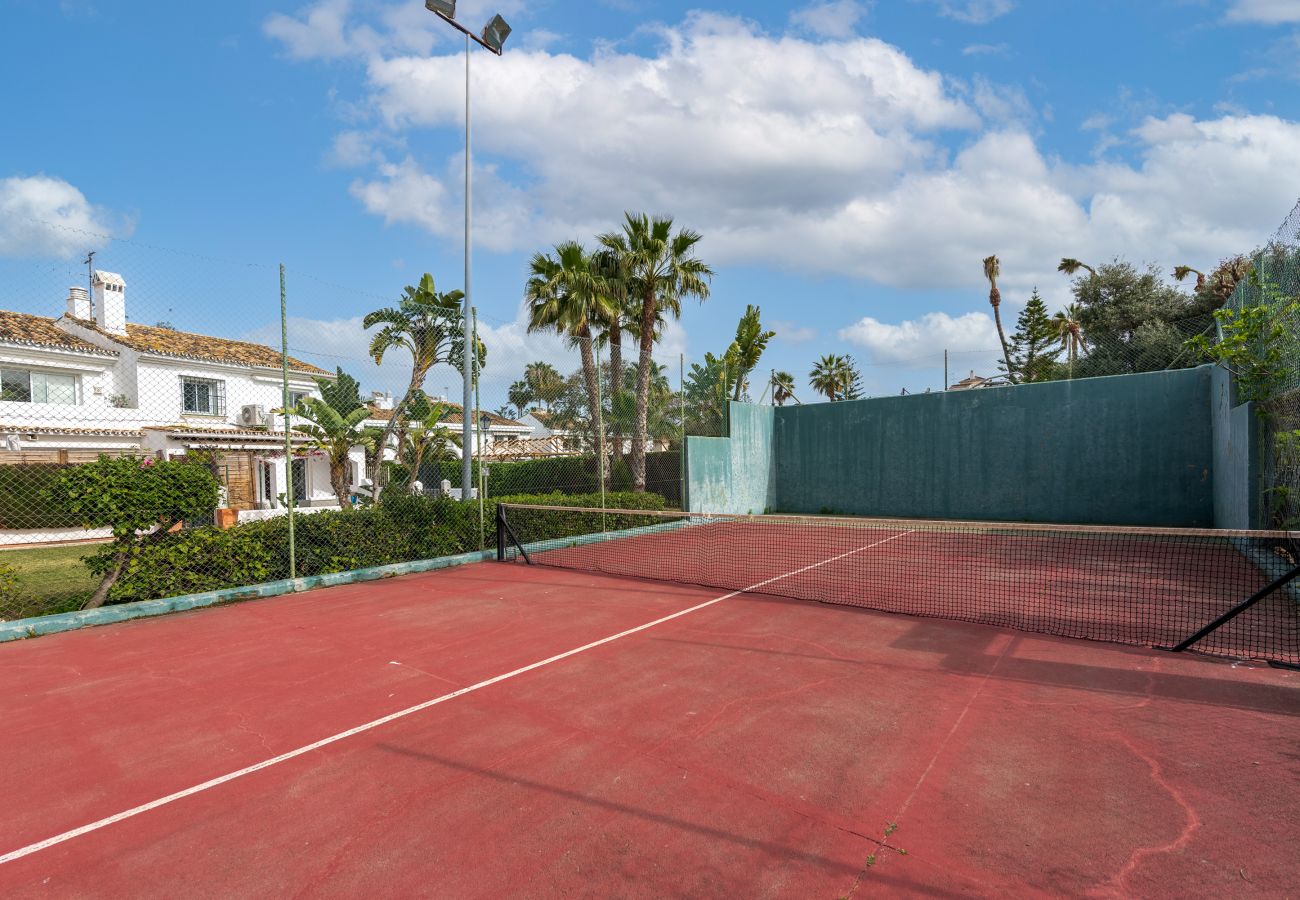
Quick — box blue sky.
[2,0,1299,403]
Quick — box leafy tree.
[49,455,221,608]
[809,354,861,401]
[363,273,479,496]
[598,213,712,491]
[771,371,798,406]
[1066,261,1213,376]
[291,368,371,509]
[983,255,1017,385]
[727,305,776,401]
[683,353,733,435]
[1001,289,1062,383]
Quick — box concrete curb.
[0,549,496,644]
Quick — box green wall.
[686,366,1224,526]
[773,367,1215,526]
[684,403,774,514]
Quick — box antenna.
[84,251,95,318]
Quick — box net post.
[1171,562,1300,653]
[495,502,507,561]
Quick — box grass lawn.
[0,543,100,620]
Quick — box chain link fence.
[0,227,733,622]
[1222,200,1300,529]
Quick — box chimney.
[370,390,394,411]
[66,286,91,319]
[92,271,127,335]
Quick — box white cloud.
[962,42,1008,56]
[274,10,1300,301]
[839,311,998,366]
[1224,0,1300,24]
[0,175,123,258]
[921,0,1015,24]
[770,320,818,343]
[263,0,444,61]
[790,1,870,38]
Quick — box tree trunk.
[609,325,624,477]
[989,286,1017,384]
[577,327,607,492]
[83,547,131,610]
[369,370,424,500]
[631,288,657,492]
[408,443,427,495]
[331,456,353,509]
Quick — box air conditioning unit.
[239,404,268,427]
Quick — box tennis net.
[496,504,1300,666]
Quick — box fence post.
[280,264,296,579]
[596,339,606,531]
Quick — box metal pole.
[460,32,474,503]
[596,339,606,529]
[473,307,484,548]
[280,264,296,579]
[679,353,686,510]
[943,349,948,392]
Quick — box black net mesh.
[498,504,1300,666]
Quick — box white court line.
[1,529,914,866]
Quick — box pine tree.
[1001,289,1062,383]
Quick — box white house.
[363,392,533,462]
[0,272,365,542]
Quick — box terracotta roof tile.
[0,311,117,356]
[68,316,329,376]
[0,424,142,437]
[365,402,529,429]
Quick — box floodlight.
[481,14,511,53]
[425,0,456,18]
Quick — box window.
[1,368,77,405]
[181,377,226,416]
[291,458,309,503]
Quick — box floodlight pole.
[462,31,473,502]
[427,5,508,501]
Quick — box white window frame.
[181,376,226,416]
[0,367,79,405]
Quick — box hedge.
[419,451,682,505]
[0,465,84,529]
[102,491,665,605]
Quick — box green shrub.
[0,562,20,610]
[98,491,667,605]
[0,465,85,528]
[421,453,682,503]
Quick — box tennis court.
[2,512,1299,897]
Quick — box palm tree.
[1051,304,1087,377]
[1173,265,1206,291]
[401,393,452,492]
[771,371,798,406]
[983,255,1017,385]
[507,379,533,419]
[362,273,469,497]
[598,213,713,492]
[525,241,619,485]
[729,305,776,401]
[1057,258,1097,278]
[523,361,563,410]
[290,370,372,509]
[809,354,857,401]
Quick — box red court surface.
[2,560,1299,897]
